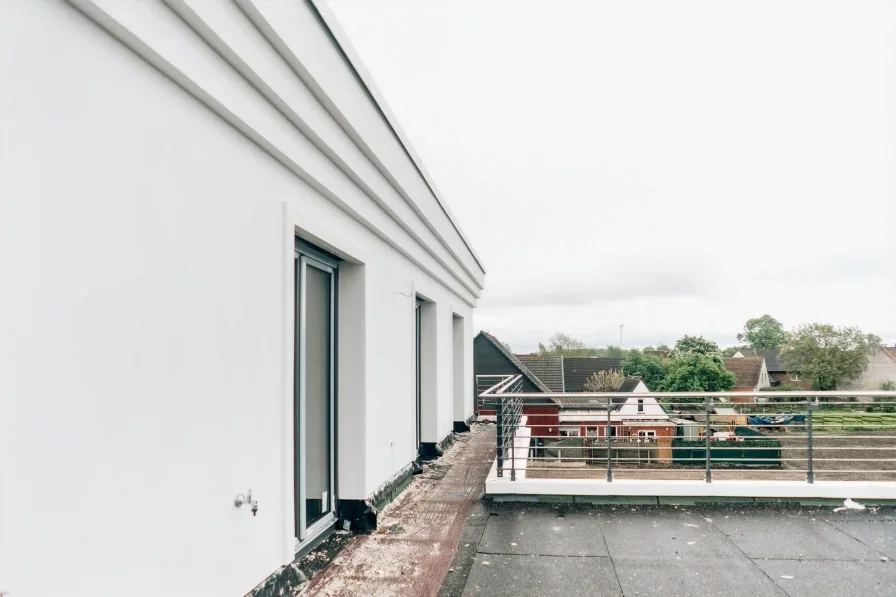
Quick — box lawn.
[813,411,896,431]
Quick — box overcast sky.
[328,0,896,353]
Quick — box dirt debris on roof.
[303,424,496,597]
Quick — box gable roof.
[619,376,646,392]
[476,331,553,393]
[516,355,564,392]
[562,357,624,392]
[755,349,783,371]
[881,344,896,363]
[723,357,765,389]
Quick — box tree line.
[535,315,886,393]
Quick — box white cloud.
[328,0,896,351]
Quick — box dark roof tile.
[516,355,564,392]
[619,376,645,392]
[562,357,624,392]
[755,349,783,371]
[477,331,553,393]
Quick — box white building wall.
[757,360,772,390]
[841,347,896,390]
[616,384,669,417]
[0,2,483,597]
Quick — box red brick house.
[554,380,677,439]
[723,356,772,402]
[753,349,811,390]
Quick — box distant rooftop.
[723,356,765,389]
[516,355,564,392]
[755,348,783,371]
[563,357,624,392]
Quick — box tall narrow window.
[637,399,644,413]
[415,298,423,453]
[294,240,337,543]
[451,314,465,429]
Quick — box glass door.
[295,243,336,543]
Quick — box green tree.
[780,324,880,390]
[656,343,670,352]
[622,349,667,390]
[737,315,788,351]
[605,345,625,358]
[722,345,750,357]
[583,369,625,392]
[670,335,722,358]
[656,352,736,400]
[539,333,599,357]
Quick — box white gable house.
[615,384,669,419]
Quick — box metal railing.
[477,374,525,477]
[476,380,896,485]
[476,374,515,413]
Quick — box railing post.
[807,397,815,484]
[510,395,517,482]
[705,396,713,483]
[496,396,503,478]
[606,395,613,482]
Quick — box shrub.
[583,369,625,392]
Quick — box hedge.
[671,431,782,468]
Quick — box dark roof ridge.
[477,331,553,393]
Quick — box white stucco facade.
[0,2,484,596]
[757,359,772,390]
[841,346,896,390]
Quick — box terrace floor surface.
[442,500,896,597]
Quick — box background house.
[753,349,811,390]
[473,332,560,438]
[474,332,553,395]
[516,355,565,392]
[615,377,658,415]
[563,357,625,391]
[723,357,771,401]
[475,336,675,441]
[840,345,896,390]
[516,354,630,393]
[556,377,674,438]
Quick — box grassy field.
[813,411,896,431]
